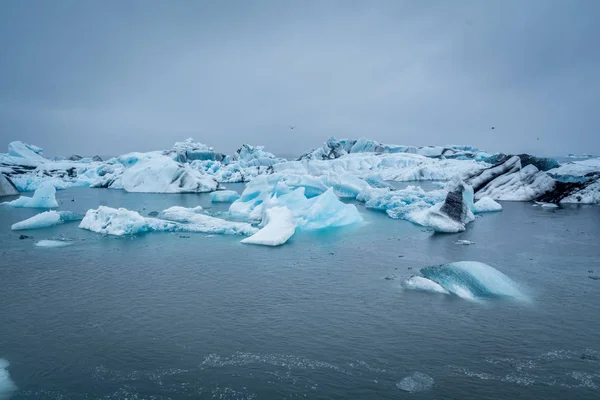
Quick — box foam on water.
[0,359,16,400]
[396,372,434,392]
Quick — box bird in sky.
[290,126,295,130]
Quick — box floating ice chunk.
[364,185,445,220]
[408,184,475,233]
[79,206,166,235]
[473,197,502,213]
[0,358,17,399]
[403,276,449,294]
[396,372,434,392]
[0,174,19,197]
[241,206,296,246]
[166,138,225,163]
[535,202,559,208]
[35,240,73,248]
[548,157,600,181]
[211,190,240,202]
[159,206,257,235]
[11,210,82,230]
[293,188,363,230]
[8,141,46,161]
[419,261,525,300]
[1,182,58,208]
[112,155,218,193]
[80,206,256,236]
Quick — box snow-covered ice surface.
[1,182,58,208]
[241,206,296,246]
[210,190,240,202]
[548,157,600,182]
[159,206,257,235]
[474,197,502,213]
[1,138,598,210]
[109,154,218,193]
[0,358,16,399]
[409,261,526,301]
[35,240,73,248]
[11,210,82,230]
[80,206,257,236]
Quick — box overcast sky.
[1,0,599,157]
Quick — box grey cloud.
[1,0,598,157]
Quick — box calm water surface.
[1,185,599,399]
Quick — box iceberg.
[299,137,488,161]
[230,176,363,231]
[0,174,19,197]
[473,197,502,213]
[110,154,218,193]
[408,184,475,233]
[35,239,73,248]
[412,261,525,300]
[80,206,257,236]
[210,190,240,203]
[363,185,446,220]
[548,158,600,182]
[8,141,46,162]
[165,138,226,163]
[0,358,16,399]
[1,182,58,208]
[11,210,82,230]
[159,206,258,235]
[241,206,296,246]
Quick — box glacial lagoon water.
[1,184,600,399]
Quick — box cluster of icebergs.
[1,137,599,246]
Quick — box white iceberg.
[1,181,58,208]
[35,239,73,248]
[166,138,225,163]
[241,206,296,246]
[473,197,502,213]
[210,190,240,202]
[11,210,82,230]
[548,157,600,182]
[8,141,46,162]
[80,206,257,236]
[110,154,218,193]
[159,206,258,235]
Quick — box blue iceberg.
[411,261,526,300]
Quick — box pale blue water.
[1,185,600,399]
